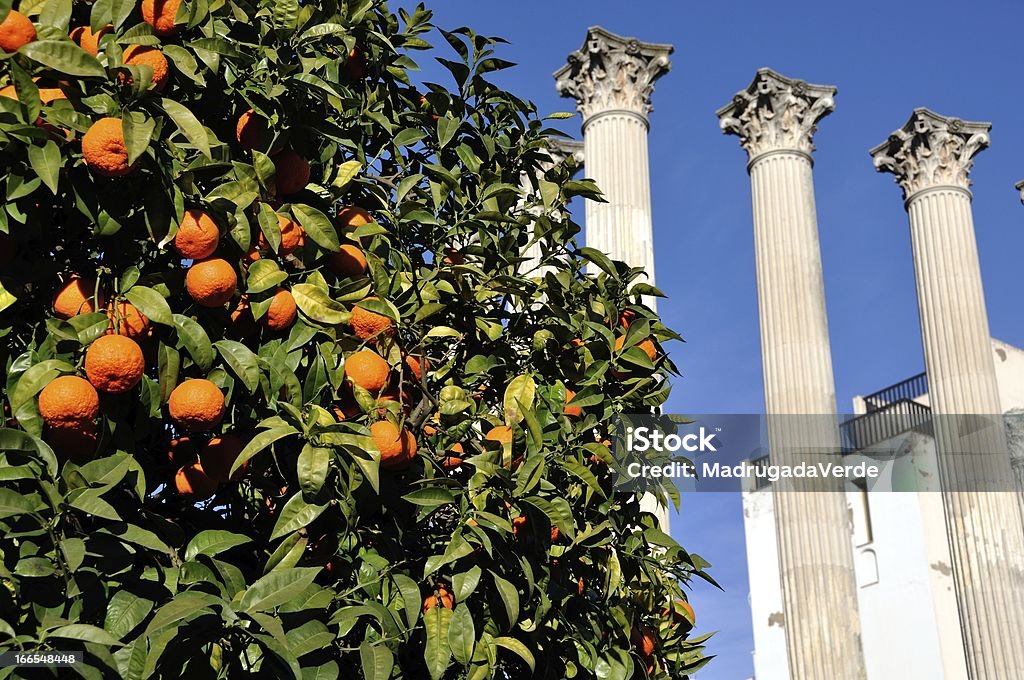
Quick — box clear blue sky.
[401,1,1024,677]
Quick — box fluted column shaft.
[906,187,1024,679]
[720,69,866,680]
[583,112,656,299]
[873,109,1024,679]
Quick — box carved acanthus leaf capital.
[716,68,837,162]
[870,109,991,201]
[554,26,673,123]
[1016,180,1024,206]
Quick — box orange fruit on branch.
[82,117,134,178]
[199,434,248,483]
[404,354,427,381]
[421,583,454,611]
[46,423,98,462]
[85,335,145,393]
[38,375,100,428]
[168,379,225,433]
[614,335,658,361]
[344,350,390,393]
[122,45,169,92]
[344,46,366,79]
[337,205,373,229]
[350,299,393,341]
[175,461,218,500]
[563,388,582,418]
[105,301,150,339]
[236,109,266,150]
[371,420,417,470]
[0,10,35,53]
[186,258,237,308]
[70,24,111,56]
[485,425,513,445]
[53,279,103,319]
[440,442,464,470]
[258,213,303,255]
[141,0,183,36]
[173,209,220,260]
[265,288,297,332]
[273,151,311,196]
[328,243,368,278]
[631,626,656,658]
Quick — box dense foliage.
[0,0,712,677]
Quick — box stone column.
[555,28,673,531]
[1017,180,1024,204]
[554,26,672,308]
[717,69,866,679]
[872,109,1024,679]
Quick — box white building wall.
[743,338,1024,678]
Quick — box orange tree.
[0,1,713,677]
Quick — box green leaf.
[231,426,299,477]
[124,286,173,326]
[27,140,61,194]
[394,128,427,147]
[437,117,459,148]
[452,566,481,603]
[48,624,123,647]
[239,567,321,613]
[39,0,72,30]
[0,488,44,518]
[145,591,221,635]
[503,374,535,425]
[578,247,618,278]
[494,636,535,671]
[402,487,455,508]
[272,0,299,32]
[105,591,154,640]
[214,340,261,392]
[291,205,340,252]
[292,284,349,325]
[21,41,106,77]
[185,530,251,560]
[359,643,394,680]
[246,259,288,295]
[11,359,75,412]
[172,314,215,372]
[159,98,211,158]
[391,573,422,627]
[297,444,329,495]
[270,494,325,540]
[449,604,475,665]
[423,605,453,680]
[490,572,519,628]
[0,281,16,314]
[332,160,361,190]
[122,111,156,167]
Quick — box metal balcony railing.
[863,372,928,412]
[840,399,933,453]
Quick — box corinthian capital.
[554,26,673,124]
[716,68,837,164]
[870,109,991,202]
[1016,180,1024,205]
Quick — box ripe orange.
[168,379,225,432]
[344,350,390,393]
[105,301,150,339]
[404,354,427,381]
[242,247,261,265]
[258,214,303,255]
[175,461,218,500]
[485,425,513,445]
[38,375,100,427]
[421,583,454,611]
[141,0,182,36]
[441,248,465,265]
[0,79,68,105]
[0,11,35,53]
[265,288,297,331]
[166,436,197,464]
[350,299,393,341]
[371,420,417,470]
[273,151,310,195]
[344,46,366,79]
[564,388,582,418]
[661,599,696,632]
[82,118,134,177]
[631,626,656,658]
[186,258,237,308]
[199,434,248,483]
[331,387,362,422]
[328,243,368,278]
[235,109,266,150]
[122,45,170,92]
[53,279,103,319]
[337,206,373,230]
[46,422,99,462]
[70,24,111,56]
[550,526,562,542]
[614,335,657,361]
[173,210,220,260]
[511,515,528,537]
[85,335,145,393]
[441,442,464,470]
